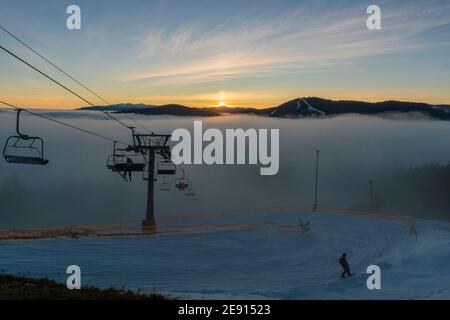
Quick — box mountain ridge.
[78,98,450,120]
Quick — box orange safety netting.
[0,205,415,241]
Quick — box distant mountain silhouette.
[258,97,450,120]
[119,104,220,117]
[78,98,450,120]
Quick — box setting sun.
[218,101,226,106]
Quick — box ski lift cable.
[0,25,152,135]
[0,43,135,133]
[0,100,128,146]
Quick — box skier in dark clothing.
[339,253,352,278]
[123,157,134,182]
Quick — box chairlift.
[175,180,191,191]
[185,190,196,197]
[160,177,172,191]
[2,109,49,165]
[175,168,195,196]
[157,160,176,175]
[159,146,171,160]
[106,142,146,173]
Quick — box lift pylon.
[131,131,172,233]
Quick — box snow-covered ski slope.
[1,211,449,299]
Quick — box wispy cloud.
[125,0,450,85]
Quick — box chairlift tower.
[369,180,374,210]
[313,149,320,212]
[131,131,172,233]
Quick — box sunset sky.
[1,0,450,109]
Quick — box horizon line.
[1,96,450,111]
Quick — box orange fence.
[0,205,415,241]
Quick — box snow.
[302,98,326,116]
[1,211,449,300]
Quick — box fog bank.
[0,110,449,228]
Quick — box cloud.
[124,0,450,85]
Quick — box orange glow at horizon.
[2,89,450,110]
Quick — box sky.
[1,0,450,109]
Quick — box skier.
[122,157,134,182]
[339,253,352,278]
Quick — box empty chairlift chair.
[175,168,195,196]
[157,160,176,175]
[175,178,191,191]
[160,176,173,191]
[2,109,49,165]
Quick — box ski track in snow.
[1,212,449,300]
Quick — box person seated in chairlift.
[122,157,134,182]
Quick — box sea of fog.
[0,110,449,229]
